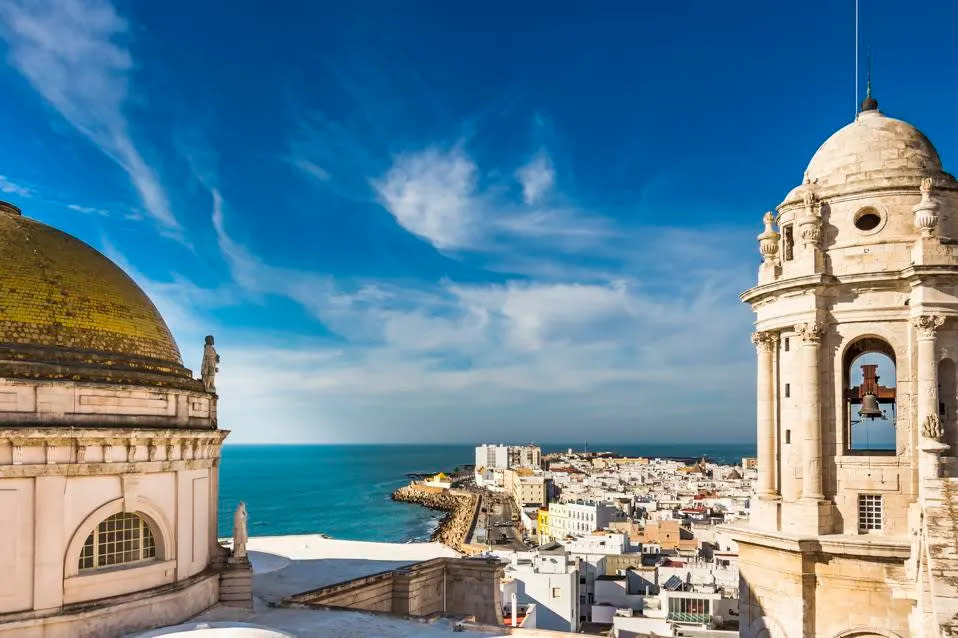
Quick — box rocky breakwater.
[391,484,478,553]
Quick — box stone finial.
[913,177,939,237]
[757,212,780,262]
[201,335,220,393]
[233,502,248,559]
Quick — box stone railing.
[284,556,503,625]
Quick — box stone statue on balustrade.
[233,502,248,560]
[201,335,220,393]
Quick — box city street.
[470,492,527,551]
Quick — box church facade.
[733,96,958,637]
[0,201,229,637]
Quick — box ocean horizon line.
[222,441,756,447]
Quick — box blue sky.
[0,1,956,443]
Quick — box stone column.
[752,331,779,498]
[796,321,826,501]
[915,315,947,479]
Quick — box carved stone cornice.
[913,315,946,339]
[751,331,779,352]
[794,321,826,344]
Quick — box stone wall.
[0,571,218,638]
[734,528,912,638]
[0,427,225,636]
[391,485,480,552]
[284,557,503,626]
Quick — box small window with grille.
[858,494,882,532]
[78,512,157,571]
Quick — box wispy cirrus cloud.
[0,0,179,232]
[288,158,331,182]
[90,172,752,442]
[0,174,33,198]
[516,150,555,205]
[67,203,110,216]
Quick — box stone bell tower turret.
[729,101,958,638]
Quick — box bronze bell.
[858,393,884,419]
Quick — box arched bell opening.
[843,337,897,454]
[939,358,957,449]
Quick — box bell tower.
[731,98,958,638]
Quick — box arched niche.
[842,337,898,454]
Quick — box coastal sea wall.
[391,485,479,553]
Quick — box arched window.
[844,338,897,453]
[78,512,157,571]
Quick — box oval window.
[854,208,882,232]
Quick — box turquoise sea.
[216,443,755,540]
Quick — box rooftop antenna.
[855,0,859,117]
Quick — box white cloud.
[371,145,478,250]
[0,0,179,231]
[370,144,614,255]
[516,150,554,204]
[107,179,753,442]
[289,158,331,182]
[0,174,32,197]
[67,203,109,216]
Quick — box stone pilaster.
[795,321,825,501]
[915,315,948,480]
[752,331,779,499]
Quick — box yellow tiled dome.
[0,202,183,367]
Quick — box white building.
[548,500,621,539]
[476,444,542,489]
[564,531,631,556]
[475,444,509,471]
[509,444,542,469]
[501,546,580,632]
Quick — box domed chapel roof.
[0,201,195,386]
[804,108,943,187]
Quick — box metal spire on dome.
[860,50,878,112]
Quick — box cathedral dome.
[804,109,943,187]
[0,202,194,386]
